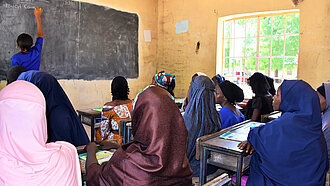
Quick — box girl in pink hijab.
[0,81,82,185]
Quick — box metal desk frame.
[199,146,244,186]
[77,109,101,142]
[197,120,252,186]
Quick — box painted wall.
[0,0,158,110]
[157,0,330,97]
[1,0,329,108]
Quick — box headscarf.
[212,74,226,86]
[264,75,276,96]
[247,80,328,185]
[0,81,81,185]
[183,75,222,176]
[6,65,27,84]
[320,82,330,166]
[219,80,244,103]
[317,83,326,98]
[248,72,271,96]
[17,71,90,146]
[86,86,192,185]
[154,70,175,91]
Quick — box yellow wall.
[1,0,329,107]
[157,0,330,97]
[1,0,158,110]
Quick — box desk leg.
[236,155,243,186]
[123,122,127,144]
[127,126,131,143]
[91,117,95,142]
[199,147,207,186]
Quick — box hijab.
[0,81,81,185]
[248,72,271,96]
[154,71,175,96]
[247,80,328,185]
[219,80,244,103]
[18,71,90,146]
[212,74,226,86]
[320,82,330,166]
[183,75,222,176]
[87,86,192,185]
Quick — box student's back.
[11,36,43,70]
[243,80,328,185]
[184,75,222,176]
[11,8,43,70]
[86,86,193,185]
[0,81,81,185]
[245,72,273,121]
[17,70,90,146]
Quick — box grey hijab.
[183,75,222,176]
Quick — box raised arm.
[34,8,43,38]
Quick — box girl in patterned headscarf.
[152,71,176,97]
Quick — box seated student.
[6,65,27,84]
[15,70,90,146]
[214,80,245,129]
[245,72,273,121]
[0,81,81,185]
[11,8,44,71]
[238,80,328,185]
[152,70,176,97]
[182,72,207,110]
[317,82,330,166]
[184,75,222,177]
[85,85,193,185]
[95,76,132,144]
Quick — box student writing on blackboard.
[11,8,43,71]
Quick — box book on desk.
[79,150,114,165]
[219,122,264,142]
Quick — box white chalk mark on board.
[144,30,151,42]
[176,20,188,34]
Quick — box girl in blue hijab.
[183,75,222,176]
[239,80,328,185]
[18,71,90,146]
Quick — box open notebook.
[219,121,265,142]
[79,150,114,164]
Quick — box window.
[217,11,300,97]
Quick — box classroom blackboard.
[0,0,139,80]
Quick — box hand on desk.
[85,141,120,152]
[85,142,99,154]
[95,140,120,150]
[238,140,255,155]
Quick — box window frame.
[217,10,300,84]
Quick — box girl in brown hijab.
[85,85,193,185]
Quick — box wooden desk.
[261,111,281,123]
[199,120,258,186]
[175,97,185,110]
[77,109,101,142]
